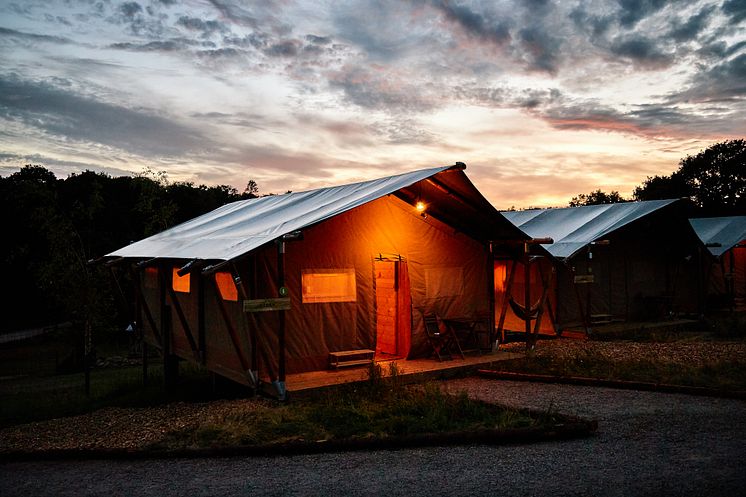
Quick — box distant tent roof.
[689,216,746,258]
[108,164,523,261]
[502,199,680,259]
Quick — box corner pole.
[524,242,533,351]
[276,240,287,401]
[487,243,495,350]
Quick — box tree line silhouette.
[0,166,257,334]
[1,139,743,335]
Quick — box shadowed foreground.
[1,378,744,497]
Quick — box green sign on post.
[243,298,291,313]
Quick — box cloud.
[264,39,301,57]
[616,0,670,28]
[306,35,332,45]
[0,26,75,45]
[207,0,258,28]
[609,35,674,68]
[371,118,437,145]
[722,0,746,25]
[668,6,714,42]
[517,26,560,73]
[670,53,746,103]
[0,74,211,157]
[119,2,143,19]
[109,40,186,51]
[569,7,615,39]
[432,2,511,46]
[329,66,435,113]
[176,16,227,36]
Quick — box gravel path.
[2,378,745,497]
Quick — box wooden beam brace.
[571,268,591,334]
[496,259,517,344]
[166,285,200,361]
[212,278,254,383]
[532,265,554,336]
[108,265,131,319]
[130,268,162,348]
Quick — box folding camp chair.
[423,313,464,361]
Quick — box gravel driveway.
[1,378,744,497]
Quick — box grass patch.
[154,364,543,450]
[498,351,746,391]
[0,361,237,427]
[707,314,746,339]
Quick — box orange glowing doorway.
[374,258,411,360]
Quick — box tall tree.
[634,139,746,215]
[569,189,627,207]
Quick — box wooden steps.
[328,349,375,369]
[590,314,613,324]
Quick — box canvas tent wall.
[106,164,526,389]
[689,216,746,309]
[502,199,702,332]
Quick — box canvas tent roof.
[108,164,523,261]
[689,216,746,258]
[502,199,679,259]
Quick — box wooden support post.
[142,340,149,386]
[197,274,206,365]
[624,252,630,321]
[84,319,92,396]
[134,276,149,386]
[487,243,495,349]
[524,244,533,351]
[572,268,591,335]
[160,266,177,389]
[276,240,287,401]
[729,249,736,312]
[533,263,554,336]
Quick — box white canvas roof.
[108,164,521,261]
[502,199,679,259]
[689,216,746,258]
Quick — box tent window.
[302,269,356,303]
[172,267,191,293]
[215,271,238,301]
[144,267,158,289]
[425,266,464,299]
[494,263,507,293]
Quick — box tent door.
[374,260,411,359]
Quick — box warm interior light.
[415,201,426,212]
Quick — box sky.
[0,0,744,208]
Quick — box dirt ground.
[2,378,745,497]
[1,338,744,453]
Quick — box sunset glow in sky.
[1,0,744,208]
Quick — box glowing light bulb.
[416,201,426,212]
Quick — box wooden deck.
[285,349,524,394]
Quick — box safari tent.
[500,199,702,335]
[105,164,526,396]
[689,216,746,310]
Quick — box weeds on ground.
[157,363,538,450]
[708,314,746,339]
[499,352,746,390]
